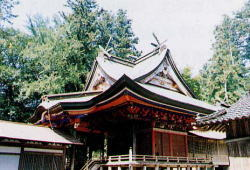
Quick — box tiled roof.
[197,92,250,125]
[0,120,82,145]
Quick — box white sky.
[11,0,247,75]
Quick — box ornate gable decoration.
[86,64,114,91]
[139,59,181,93]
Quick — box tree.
[0,0,140,122]
[19,16,84,99]
[20,0,140,98]
[200,1,250,104]
[96,9,139,58]
[0,0,32,121]
[64,0,139,65]
[234,0,250,62]
[19,0,139,97]
[0,28,31,121]
[0,0,18,25]
[181,67,201,99]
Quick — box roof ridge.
[100,45,162,66]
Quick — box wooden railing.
[107,155,212,164]
[212,155,229,165]
[80,154,228,170]
[80,158,104,170]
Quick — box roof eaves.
[44,90,102,101]
[0,120,82,145]
[197,92,250,125]
[60,75,217,115]
[84,60,98,91]
[166,49,197,98]
[196,109,227,124]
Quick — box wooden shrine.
[31,44,229,170]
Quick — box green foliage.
[0,0,139,122]
[20,16,84,99]
[0,0,18,25]
[199,1,250,104]
[0,28,31,121]
[181,67,201,99]
[64,0,139,65]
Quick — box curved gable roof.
[85,46,196,98]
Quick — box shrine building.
[31,44,229,170]
[197,92,250,170]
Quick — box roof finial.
[105,36,112,51]
[99,45,112,58]
[153,32,160,45]
[151,33,167,50]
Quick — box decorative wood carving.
[142,61,181,92]
[88,65,114,91]
[93,76,106,90]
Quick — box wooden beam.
[217,125,226,132]
[75,127,102,134]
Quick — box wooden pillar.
[177,166,181,170]
[63,146,67,169]
[18,147,24,170]
[237,141,242,157]
[132,125,136,155]
[129,147,133,170]
[70,145,76,170]
[70,131,77,170]
[129,147,133,162]
[87,146,91,159]
[169,134,173,156]
[143,166,147,170]
[103,133,108,158]
[185,135,188,156]
[217,140,220,155]
[152,129,155,155]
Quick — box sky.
[11,0,247,75]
